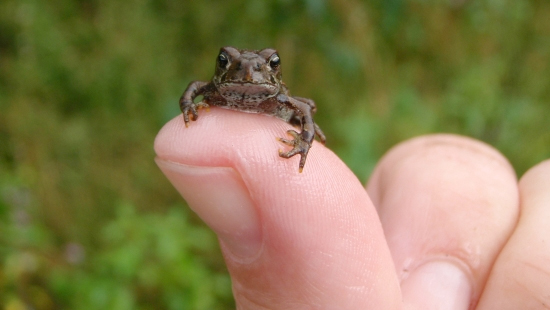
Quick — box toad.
[179,47,326,172]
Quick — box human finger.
[154,109,401,309]
[366,134,519,310]
[476,159,550,309]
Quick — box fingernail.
[401,261,472,310]
[155,158,262,259]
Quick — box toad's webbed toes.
[278,130,312,172]
[277,130,299,146]
[277,137,294,146]
[195,101,210,112]
[181,101,210,126]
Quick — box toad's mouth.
[217,82,279,101]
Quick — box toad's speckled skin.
[179,47,325,172]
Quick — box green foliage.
[0,0,549,308]
[1,203,232,309]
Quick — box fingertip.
[155,158,262,260]
[154,109,401,309]
[154,115,186,157]
[367,134,519,308]
[476,162,550,309]
[370,134,516,181]
[519,159,550,194]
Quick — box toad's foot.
[277,130,312,173]
[181,101,210,127]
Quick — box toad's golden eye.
[218,52,229,68]
[269,54,280,69]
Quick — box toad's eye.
[269,54,280,69]
[218,52,229,68]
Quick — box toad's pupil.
[218,54,228,67]
[270,56,280,68]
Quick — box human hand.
[154,108,549,309]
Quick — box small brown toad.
[179,47,326,172]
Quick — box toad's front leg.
[179,81,210,127]
[276,94,318,173]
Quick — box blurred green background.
[0,0,548,309]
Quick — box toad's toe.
[277,130,312,172]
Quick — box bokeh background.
[1,0,548,309]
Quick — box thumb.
[154,109,400,309]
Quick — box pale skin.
[155,108,550,310]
